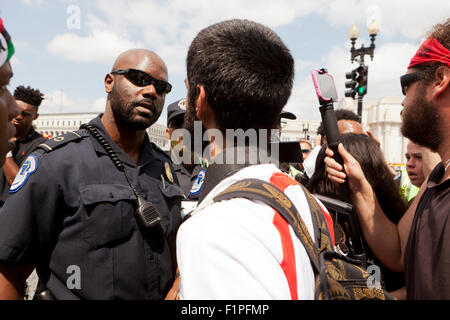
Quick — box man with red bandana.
[325,19,450,299]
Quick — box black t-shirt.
[405,162,450,299]
[0,127,47,204]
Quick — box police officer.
[0,49,182,300]
[165,99,207,210]
[0,85,47,208]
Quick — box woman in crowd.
[307,133,407,293]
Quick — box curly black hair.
[13,85,44,107]
[186,19,294,132]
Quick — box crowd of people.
[0,15,448,300]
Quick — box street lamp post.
[302,123,309,139]
[346,21,379,123]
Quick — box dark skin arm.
[2,157,19,185]
[0,264,34,300]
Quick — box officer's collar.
[87,114,155,168]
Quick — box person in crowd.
[288,138,312,185]
[308,133,407,293]
[394,140,424,203]
[304,109,367,179]
[277,111,308,184]
[0,18,19,169]
[405,140,425,188]
[0,85,47,208]
[176,19,334,299]
[317,109,364,146]
[325,18,450,299]
[166,98,207,200]
[300,139,313,161]
[0,49,182,300]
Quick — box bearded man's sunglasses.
[400,71,424,96]
[111,69,172,95]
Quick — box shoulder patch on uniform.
[189,168,207,197]
[37,131,84,153]
[9,154,38,194]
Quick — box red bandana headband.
[408,37,450,69]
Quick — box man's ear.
[34,112,39,121]
[105,74,114,94]
[195,85,208,121]
[432,66,450,100]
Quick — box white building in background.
[280,119,320,145]
[338,96,407,167]
[34,113,170,151]
[35,96,408,166]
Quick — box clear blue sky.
[1,0,449,124]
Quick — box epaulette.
[36,131,86,153]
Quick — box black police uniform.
[174,163,203,199]
[0,115,182,299]
[0,127,47,206]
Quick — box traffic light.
[355,65,368,97]
[345,65,368,99]
[345,70,357,99]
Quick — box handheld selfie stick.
[312,69,344,167]
[312,69,367,265]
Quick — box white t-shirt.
[176,164,333,300]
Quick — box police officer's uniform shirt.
[0,115,182,299]
[0,127,47,205]
[173,164,202,199]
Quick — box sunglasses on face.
[400,71,424,96]
[111,69,172,95]
[301,149,311,154]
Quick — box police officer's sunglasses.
[111,69,172,95]
[400,71,424,96]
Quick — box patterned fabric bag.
[214,178,395,300]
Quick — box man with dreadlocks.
[0,86,47,208]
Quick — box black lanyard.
[80,124,162,229]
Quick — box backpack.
[213,178,395,300]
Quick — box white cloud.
[92,97,106,111]
[46,29,144,64]
[42,0,448,116]
[22,0,45,6]
[46,0,322,71]
[284,41,418,120]
[41,90,105,114]
[10,56,23,67]
[319,0,450,40]
[46,0,449,74]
